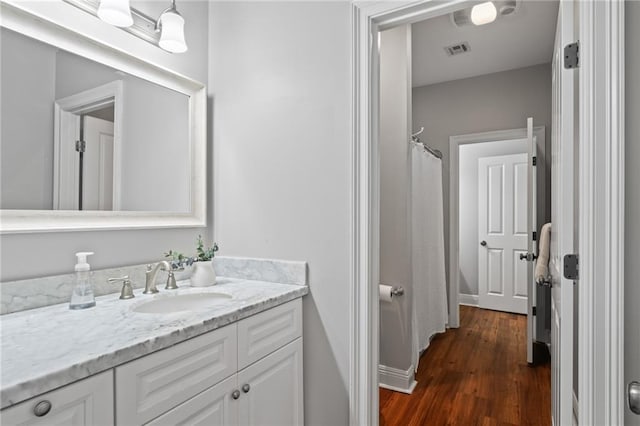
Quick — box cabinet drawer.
[238,299,302,370]
[116,324,237,425]
[145,376,237,426]
[0,371,113,426]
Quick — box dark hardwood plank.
[380,305,551,426]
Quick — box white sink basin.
[133,293,232,314]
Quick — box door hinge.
[564,42,579,69]
[532,306,537,316]
[563,254,579,280]
[75,140,86,153]
[533,231,537,241]
[532,156,537,166]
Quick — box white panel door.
[238,338,303,426]
[550,0,576,424]
[478,153,529,314]
[82,116,114,211]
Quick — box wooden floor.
[379,305,550,426]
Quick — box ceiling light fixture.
[97,0,133,27]
[470,1,498,26]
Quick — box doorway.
[53,80,122,211]
[364,1,555,424]
[351,0,626,425]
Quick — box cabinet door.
[116,324,237,425]
[237,338,303,426]
[0,371,113,426]
[146,376,238,426]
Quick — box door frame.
[577,1,625,424]
[53,80,123,210]
[449,126,545,327]
[349,1,625,425]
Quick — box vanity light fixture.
[97,0,133,27]
[470,1,498,26]
[156,0,188,53]
[89,0,187,53]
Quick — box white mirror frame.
[0,2,206,233]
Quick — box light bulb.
[470,2,498,26]
[97,0,133,27]
[158,11,188,53]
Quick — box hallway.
[380,305,551,425]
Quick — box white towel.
[535,223,552,284]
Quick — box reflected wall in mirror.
[1,27,190,213]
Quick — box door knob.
[480,240,487,246]
[520,252,538,261]
[629,381,640,415]
[242,383,250,393]
[231,390,241,400]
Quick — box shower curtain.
[411,143,448,373]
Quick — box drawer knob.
[242,384,250,393]
[231,390,241,400]
[33,400,52,417]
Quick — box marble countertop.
[0,278,308,409]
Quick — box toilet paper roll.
[379,285,394,303]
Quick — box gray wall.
[0,29,56,210]
[412,63,552,288]
[209,2,351,425]
[459,139,528,296]
[626,1,640,424]
[379,25,414,372]
[0,0,211,281]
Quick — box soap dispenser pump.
[69,251,96,310]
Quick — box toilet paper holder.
[391,286,404,296]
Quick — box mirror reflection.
[0,27,191,213]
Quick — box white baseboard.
[378,364,417,394]
[459,293,479,307]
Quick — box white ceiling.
[411,0,559,88]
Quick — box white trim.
[0,2,207,233]
[578,1,625,425]
[378,364,417,395]
[458,293,479,307]
[573,391,579,426]
[449,126,546,327]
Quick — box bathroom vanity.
[0,277,307,425]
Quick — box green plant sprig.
[196,235,219,262]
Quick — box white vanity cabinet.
[116,298,303,426]
[0,371,113,425]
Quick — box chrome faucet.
[144,261,178,294]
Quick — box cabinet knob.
[33,400,52,417]
[242,383,250,393]
[231,390,241,400]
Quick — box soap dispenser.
[69,252,96,310]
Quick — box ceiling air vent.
[444,42,471,56]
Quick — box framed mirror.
[0,2,206,233]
